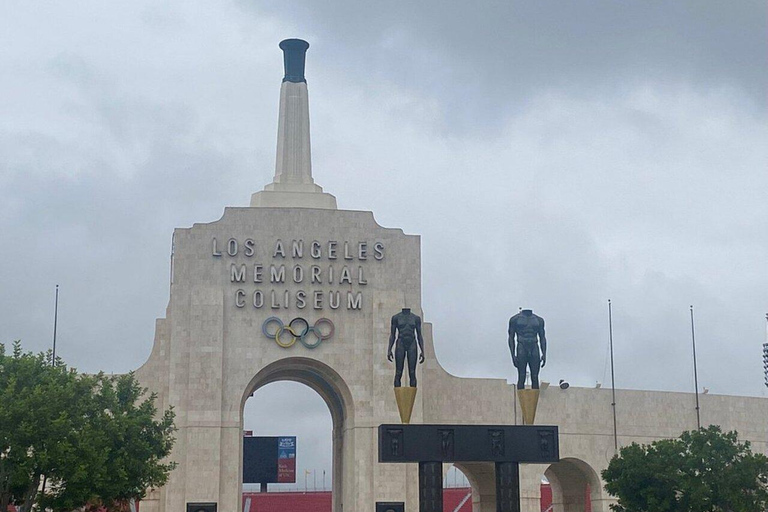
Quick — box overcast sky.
[2,0,766,487]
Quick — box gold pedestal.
[394,386,417,424]
[517,389,540,425]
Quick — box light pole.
[762,314,768,389]
[690,306,701,429]
[51,284,59,365]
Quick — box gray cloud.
[253,0,767,131]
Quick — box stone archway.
[240,357,354,512]
[544,458,604,512]
[453,462,496,512]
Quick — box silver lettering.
[329,291,340,309]
[244,239,255,257]
[270,265,285,283]
[235,289,246,308]
[340,266,352,284]
[230,264,246,283]
[313,291,323,309]
[311,241,322,259]
[328,241,337,259]
[293,265,304,283]
[253,290,264,308]
[296,290,306,309]
[347,291,363,310]
[271,290,280,309]
[358,242,367,260]
[227,238,238,256]
[343,241,353,260]
[374,242,384,260]
[273,240,286,258]
[358,266,367,285]
[292,240,303,258]
[254,265,263,283]
[311,265,322,284]
[212,238,222,257]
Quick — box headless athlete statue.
[508,309,547,389]
[387,308,425,387]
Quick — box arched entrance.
[544,458,604,512]
[454,462,495,512]
[240,358,354,512]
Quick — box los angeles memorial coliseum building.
[134,39,768,512]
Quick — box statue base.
[516,388,540,425]
[394,387,417,424]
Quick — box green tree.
[0,341,176,512]
[602,425,768,512]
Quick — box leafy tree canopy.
[602,425,768,512]
[0,341,176,512]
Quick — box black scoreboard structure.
[378,424,560,512]
[243,435,297,490]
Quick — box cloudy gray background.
[2,0,766,488]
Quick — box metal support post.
[418,461,443,512]
[495,462,520,512]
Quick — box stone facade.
[133,39,768,512]
[134,204,768,512]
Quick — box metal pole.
[690,305,701,429]
[763,313,768,389]
[52,284,59,365]
[608,300,618,453]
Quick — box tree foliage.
[602,425,768,512]
[0,341,176,512]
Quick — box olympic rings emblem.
[262,317,335,349]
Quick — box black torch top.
[279,39,310,83]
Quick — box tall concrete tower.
[250,39,337,209]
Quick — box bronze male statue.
[508,309,547,389]
[387,308,425,387]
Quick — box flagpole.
[608,300,618,453]
[690,305,701,429]
[52,284,59,365]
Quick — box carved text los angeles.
[212,238,384,311]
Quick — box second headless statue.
[387,307,425,387]
[508,309,547,389]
